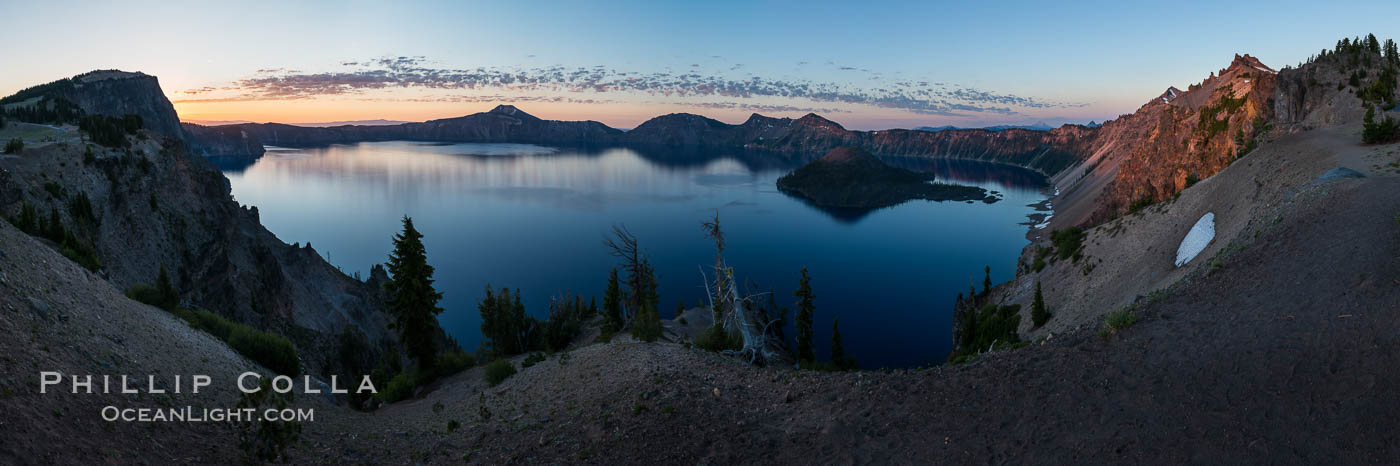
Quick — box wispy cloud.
[181,56,1083,117]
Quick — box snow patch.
[1175,212,1215,267]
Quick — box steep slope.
[1049,54,1279,227]
[0,73,398,375]
[0,220,264,463]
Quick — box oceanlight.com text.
[100,406,314,423]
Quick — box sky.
[2,0,1398,130]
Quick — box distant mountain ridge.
[185,119,411,127]
[913,122,1055,132]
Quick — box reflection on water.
[224,141,1047,367]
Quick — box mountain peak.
[1227,53,1276,75]
[1159,86,1184,103]
[796,113,845,131]
[488,104,539,120]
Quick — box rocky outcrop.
[1274,49,1389,128]
[51,70,187,140]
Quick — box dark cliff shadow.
[207,155,259,174]
[879,156,1048,191]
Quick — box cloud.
[187,56,1082,117]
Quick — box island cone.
[776,146,994,209]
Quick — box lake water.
[221,141,1048,368]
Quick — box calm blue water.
[221,142,1047,368]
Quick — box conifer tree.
[675,299,686,319]
[1032,281,1051,328]
[44,206,64,242]
[17,201,37,234]
[156,264,178,311]
[982,266,992,296]
[383,216,444,369]
[631,260,663,341]
[794,267,815,363]
[603,267,622,333]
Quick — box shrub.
[377,371,418,403]
[43,181,65,200]
[694,326,742,352]
[1105,309,1139,331]
[1362,106,1400,144]
[59,232,101,272]
[124,283,165,307]
[521,352,547,369]
[1127,194,1155,215]
[955,303,1022,356]
[3,138,22,154]
[435,350,475,377]
[235,378,301,463]
[228,326,300,376]
[484,359,516,387]
[1049,227,1086,261]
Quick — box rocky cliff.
[1275,47,1396,129]
[1048,54,1280,226]
[44,71,187,140]
[0,74,397,375]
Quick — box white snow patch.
[1175,212,1215,267]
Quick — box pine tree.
[830,317,845,366]
[1032,281,1051,328]
[17,201,37,234]
[383,216,444,369]
[794,267,815,363]
[44,207,64,242]
[631,260,663,342]
[602,268,622,334]
[675,299,686,319]
[982,266,992,296]
[156,264,178,311]
[632,300,662,342]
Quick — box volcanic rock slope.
[0,220,269,464]
[0,77,396,373]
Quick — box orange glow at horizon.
[172,98,844,129]
[174,99,767,128]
